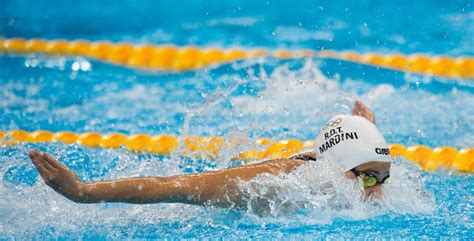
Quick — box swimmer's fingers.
[29,149,53,171]
[36,151,59,173]
[352,100,375,124]
[353,100,363,109]
[29,150,55,182]
[352,100,366,114]
[40,151,67,171]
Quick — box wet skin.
[28,100,389,206]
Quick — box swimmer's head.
[315,115,392,196]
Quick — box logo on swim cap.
[322,117,342,131]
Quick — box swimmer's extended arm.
[28,150,304,206]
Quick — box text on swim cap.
[375,148,390,155]
[319,127,359,154]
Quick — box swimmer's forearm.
[78,176,191,204]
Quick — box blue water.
[1,0,473,239]
[2,0,473,55]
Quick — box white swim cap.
[315,115,392,171]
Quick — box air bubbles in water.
[71,59,91,72]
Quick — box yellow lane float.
[1,38,472,78]
[0,130,472,173]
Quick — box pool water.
[1,0,473,239]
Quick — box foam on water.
[236,158,435,223]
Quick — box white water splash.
[236,158,435,224]
[232,60,352,115]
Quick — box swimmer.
[29,100,391,207]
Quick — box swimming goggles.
[351,168,390,188]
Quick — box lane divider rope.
[1,130,472,173]
[1,38,473,79]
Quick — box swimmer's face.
[345,161,391,198]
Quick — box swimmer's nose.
[364,185,383,198]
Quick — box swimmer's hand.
[352,100,375,124]
[29,149,87,202]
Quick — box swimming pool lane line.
[1,38,473,79]
[1,130,472,173]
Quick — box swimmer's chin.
[362,194,383,203]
